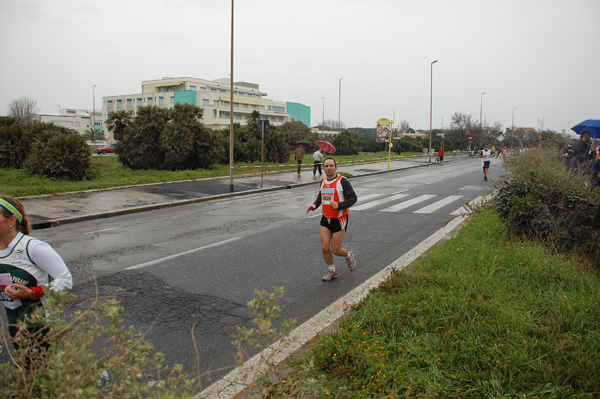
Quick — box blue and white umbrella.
[571,119,600,139]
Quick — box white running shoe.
[346,250,357,271]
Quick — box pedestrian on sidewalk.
[0,195,73,355]
[306,158,358,281]
[313,148,324,177]
[295,144,305,175]
[438,149,445,164]
[480,145,492,181]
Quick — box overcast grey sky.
[1,0,598,134]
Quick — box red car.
[95,145,115,154]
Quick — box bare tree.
[8,97,39,124]
[323,118,346,130]
[399,120,410,133]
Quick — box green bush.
[117,105,223,170]
[0,117,33,169]
[332,130,359,155]
[0,292,198,398]
[495,148,600,259]
[221,118,290,164]
[24,124,96,181]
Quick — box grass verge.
[1,152,417,197]
[254,209,600,398]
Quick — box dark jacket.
[570,139,594,172]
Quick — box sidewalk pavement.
[21,156,444,229]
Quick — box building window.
[214,100,219,105]
[189,85,196,89]
[137,98,143,102]
[211,88,217,92]
[203,99,209,105]
[219,89,226,93]
[170,96,174,103]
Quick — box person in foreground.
[0,195,73,351]
[306,158,358,281]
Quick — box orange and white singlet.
[320,175,349,221]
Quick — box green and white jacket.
[0,233,72,325]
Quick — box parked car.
[95,145,115,154]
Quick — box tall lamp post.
[479,92,486,130]
[321,96,325,129]
[428,60,438,163]
[338,78,343,131]
[92,84,97,140]
[511,107,516,148]
[229,0,235,192]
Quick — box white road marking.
[125,237,241,270]
[380,194,436,212]
[197,210,472,399]
[414,195,464,214]
[352,193,409,211]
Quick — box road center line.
[125,237,241,271]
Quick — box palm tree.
[83,128,105,146]
[105,111,132,141]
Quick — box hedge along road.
[9,156,498,391]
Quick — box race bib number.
[321,188,334,205]
[0,273,21,310]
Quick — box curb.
[30,159,439,230]
[196,193,488,399]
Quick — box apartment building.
[37,108,104,137]
[102,77,310,141]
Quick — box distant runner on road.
[306,158,358,281]
[480,145,492,181]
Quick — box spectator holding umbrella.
[570,131,594,174]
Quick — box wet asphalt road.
[1,155,501,391]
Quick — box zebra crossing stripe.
[355,193,383,203]
[380,194,436,212]
[353,193,409,211]
[414,195,464,214]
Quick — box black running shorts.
[320,215,348,233]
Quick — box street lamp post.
[511,107,516,148]
[338,78,342,131]
[93,84,97,143]
[428,60,438,163]
[321,96,324,130]
[229,0,234,192]
[479,92,486,130]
